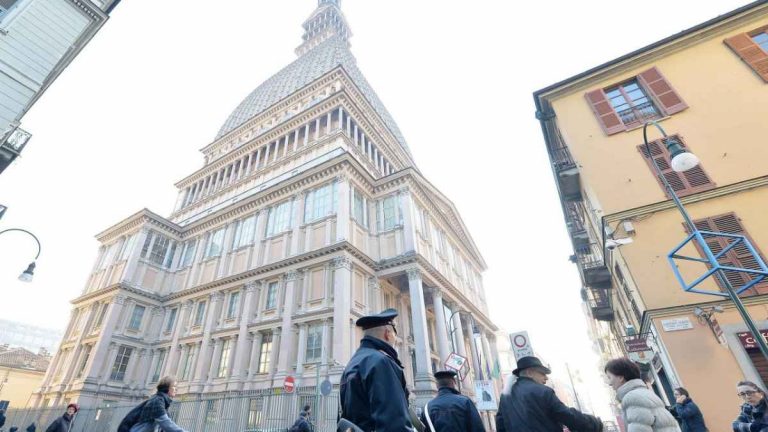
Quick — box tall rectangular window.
[109,346,133,381]
[76,345,92,379]
[265,282,278,310]
[379,195,400,231]
[128,305,145,330]
[165,308,178,333]
[119,235,136,261]
[352,189,366,225]
[604,80,660,126]
[247,399,264,429]
[149,235,172,267]
[233,215,257,248]
[93,303,108,329]
[218,339,232,378]
[266,200,293,236]
[180,239,197,268]
[226,291,240,319]
[0,0,21,21]
[152,349,166,382]
[305,324,322,363]
[638,136,715,198]
[194,301,206,326]
[205,228,226,258]
[754,32,768,53]
[258,333,273,374]
[304,182,338,222]
[181,346,194,381]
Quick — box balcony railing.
[588,288,614,322]
[578,243,612,288]
[565,201,589,251]
[577,243,604,270]
[616,101,660,126]
[1,126,32,153]
[551,146,576,171]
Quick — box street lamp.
[642,121,768,360]
[0,228,41,282]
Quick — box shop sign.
[737,330,768,349]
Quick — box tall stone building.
[32,0,497,410]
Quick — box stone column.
[335,175,350,242]
[430,288,451,364]
[321,318,331,370]
[481,330,494,380]
[296,324,308,378]
[277,271,300,374]
[121,230,149,283]
[247,332,263,379]
[367,277,381,314]
[99,342,118,384]
[269,328,282,376]
[61,304,99,383]
[233,282,257,382]
[400,190,417,253]
[290,194,305,256]
[227,335,238,379]
[163,300,193,376]
[128,348,149,388]
[175,345,189,379]
[85,295,126,381]
[467,315,482,380]
[332,257,352,365]
[217,222,237,278]
[451,310,468,358]
[193,293,224,387]
[143,349,157,387]
[407,268,436,405]
[207,339,223,383]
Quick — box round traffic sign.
[284,375,295,393]
[513,334,528,348]
[320,378,332,396]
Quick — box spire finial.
[296,0,351,56]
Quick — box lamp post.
[0,228,41,282]
[642,121,768,360]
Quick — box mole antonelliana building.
[31,0,498,410]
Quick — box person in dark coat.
[733,380,768,432]
[419,370,484,432]
[0,408,6,428]
[339,308,416,432]
[495,356,603,432]
[45,403,78,432]
[289,411,311,432]
[10,427,19,432]
[673,387,707,432]
[25,423,36,432]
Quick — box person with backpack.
[45,403,78,432]
[289,411,311,432]
[119,376,188,432]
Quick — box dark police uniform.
[339,309,415,432]
[419,371,485,432]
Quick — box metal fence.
[3,389,339,432]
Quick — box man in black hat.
[419,370,484,432]
[496,356,603,432]
[339,308,416,432]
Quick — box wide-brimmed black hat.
[512,356,551,376]
[434,370,458,380]
[355,308,398,329]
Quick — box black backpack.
[117,400,149,432]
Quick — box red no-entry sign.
[284,375,295,393]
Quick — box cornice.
[70,0,106,21]
[640,295,768,334]
[95,209,182,244]
[70,283,163,306]
[605,176,768,224]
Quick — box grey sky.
[0,0,750,418]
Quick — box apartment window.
[690,213,768,295]
[352,189,367,226]
[76,345,92,379]
[304,182,338,222]
[109,346,133,381]
[233,215,257,249]
[128,305,145,330]
[266,200,293,236]
[181,346,194,381]
[586,67,687,135]
[152,350,166,382]
[179,239,197,267]
[205,228,226,258]
[194,301,206,326]
[258,333,273,373]
[379,195,400,231]
[265,282,278,310]
[305,324,322,363]
[638,135,715,198]
[217,339,232,378]
[142,232,175,267]
[247,398,264,429]
[725,29,768,82]
[226,291,240,319]
[165,308,178,333]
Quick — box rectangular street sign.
[509,331,534,360]
[661,317,693,332]
[445,352,468,372]
[625,337,649,352]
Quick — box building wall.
[0,366,44,408]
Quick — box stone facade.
[31,0,497,409]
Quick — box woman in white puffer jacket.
[605,358,681,432]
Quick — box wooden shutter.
[637,136,715,198]
[725,32,768,83]
[585,89,626,135]
[637,67,688,115]
[689,213,768,296]
[748,349,768,384]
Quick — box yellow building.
[535,1,768,430]
[0,347,50,408]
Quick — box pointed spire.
[295,0,352,56]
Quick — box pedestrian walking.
[495,356,603,432]
[419,370,484,432]
[289,411,311,432]
[119,376,188,432]
[604,358,680,432]
[672,388,707,432]
[0,408,6,429]
[733,380,768,432]
[9,427,18,432]
[45,403,78,432]
[25,423,35,432]
[339,308,417,432]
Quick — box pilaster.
[406,267,436,405]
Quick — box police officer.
[339,308,416,432]
[419,370,485,432]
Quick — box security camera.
[693,307,704,317]
[713,305,724,313]
[605,238,633,250]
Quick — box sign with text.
[737,330,768,349]
[710,318,728,346]
[474,380,498,411]
[661,317,693,332]
[509,331,534,360]
[445,352,468,372]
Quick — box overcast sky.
[0,0,751,418]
